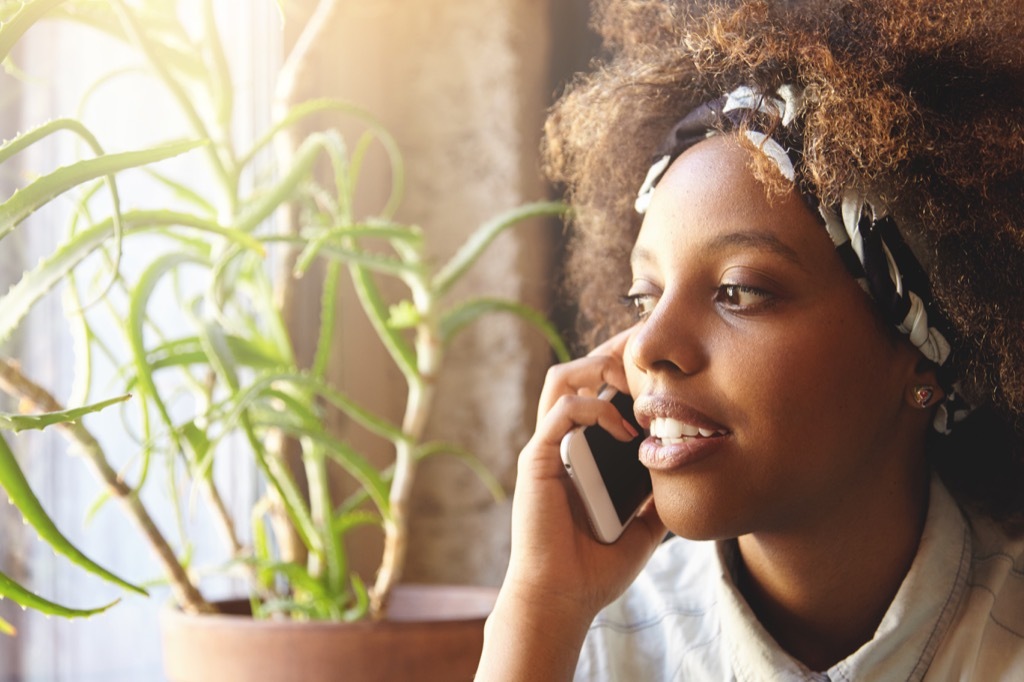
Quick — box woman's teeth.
[649,417,725,441]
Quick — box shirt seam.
[989,613,1024,639]
[907,520,972,681]
[972,550,1022,573]
[590,604,714,634]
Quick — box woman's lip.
[632,394,729,433]
[639,433,728,471]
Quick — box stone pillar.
[281,0,556,586]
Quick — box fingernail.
[622,419,640,439]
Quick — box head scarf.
[634,85,973,433]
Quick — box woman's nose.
[627,292,706,377]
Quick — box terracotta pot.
[160,584,498,682]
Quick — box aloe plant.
[0,0,568,629]
[0,394,136,636]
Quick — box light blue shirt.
[575,476,1024,681]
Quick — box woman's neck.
[735,468,930,672]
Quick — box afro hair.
[544,0,1024,525]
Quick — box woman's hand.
[507,328,665,612]
[476,329,666,681]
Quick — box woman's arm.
[476,330,666,681]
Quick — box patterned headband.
[634,85,971,434]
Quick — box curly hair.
[544,0,1024,525]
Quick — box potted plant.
[0,1,567,679]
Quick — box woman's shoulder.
[926,501,1024,679]
[960,490,1024,615]
[964,507,1024,633]
[967,505,1023,570]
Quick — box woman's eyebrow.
[630,245,656,269]
[631,231,805,269]
[706,230,804,267]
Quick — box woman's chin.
[650,478,752,543]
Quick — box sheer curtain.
[0,3,278,680]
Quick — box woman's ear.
[905,357,945,410]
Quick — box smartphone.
[559,387,653,543]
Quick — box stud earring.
[912,385,935,409]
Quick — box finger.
[587,327,634,361]
[584,327,635,396]
[532,394,639,452]
[537,355,630,422]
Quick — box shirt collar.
[714,475,971,681]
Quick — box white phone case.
[559,388,650,543]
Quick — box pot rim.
[160,583,499,630]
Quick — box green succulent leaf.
[142,169,216,216]
[236,133,328,233]
[0,139,204,241]
[179,421,211,473]
[386,300,420,330]
[348,258,417,380]
[254,411,391,518]
[126,251,208,486]
[1,118,97,167]
[0,0,70,64]
[331,509,382,535]
[432,201,569,297]
[45,1,124,41]
[298,242,417,280]
[309,221,423,244]
[240,99,405,218]
[342,573,370,622]
[248,560,329,619]
[0,568,120,625]
[415,441,506,503]
[0,393,130,432]
[134,334,282,379]
[292,222,422,278]
[441,297,570,363]
[197,316,240,392]
[83,488,112,526]
[0,433,146,595]
[231,373,403,443]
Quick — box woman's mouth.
[639,416,730,471]
[649,417,728,442]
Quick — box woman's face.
[624,135,924,540]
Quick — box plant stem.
[0,359,214,614]
[265,0,345,581]
[274,0,342,126]
[272,0,343,238]
[197,454,278,603]
[370,281,442,617]
[203,476,241,555]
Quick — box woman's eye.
[621,293,657,320]
[717,284,773,309]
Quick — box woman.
[477,0,1024,679]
